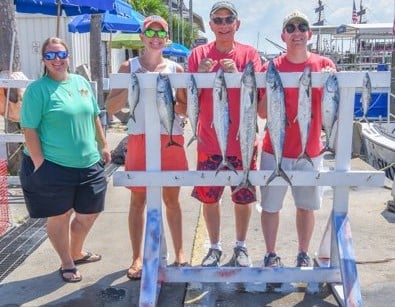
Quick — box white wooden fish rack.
[0,71,391,306]
[109,70,390,307]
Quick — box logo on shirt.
[78,88,89,97]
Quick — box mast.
[357,0,367,24]
[313,0,325,52]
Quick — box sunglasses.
[284,23,309,34]
[211,15,237,25]
[43,51,68,60]
[144,29,167,39]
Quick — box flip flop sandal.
[59,267,82,283]
[127,264,142,280]
[74,251,102,265]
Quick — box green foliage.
[126,0,200,48]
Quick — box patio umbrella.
[163,42,190,57]
[68,10,144,34]
[14,0,129,36]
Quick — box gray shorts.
[20,154,107,218]
[259,152,323,213]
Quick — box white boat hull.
[361,122,395,180]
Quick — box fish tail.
[233,171,248,193]
[186,135,197,147]
[166,135,183,148]
[296,152,314,167]
[233,177,255,196]
[266,169,278,186]
[215,158,238,176]
[266,166,292,186]
[279,166,292,186]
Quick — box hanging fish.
[265,60,292,186]
[156,73,181,147]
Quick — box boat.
[311,23,394,119]
[361,120,395,180]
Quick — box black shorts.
[19,154,107,218]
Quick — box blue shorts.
[19,154,107,218]
[192,151,257,205]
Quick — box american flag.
[352,0,358,24]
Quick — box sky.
[191,0,394,54]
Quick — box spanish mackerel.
[156,73,181,147]
[213,68,236,174]
[186,73,201,147]
[234,61,257,193]
[295,65,313,166]
[265,60,292,186]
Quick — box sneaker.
[263,252,283,290]
[230,246,251,267]
[296,252,312,267]
[201,248,222,267]
[263,252,283,268]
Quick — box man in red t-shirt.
[188,1,261,267]
[258,10,336,270]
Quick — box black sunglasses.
[144,29,167,39]
[284,23,309,34]
[211,15,237,25]
[43,51,68,60]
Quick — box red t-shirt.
[261,53,336,158]
[188,41,261,157]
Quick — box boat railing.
[389,92,395,123]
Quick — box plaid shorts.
[192,151,257,205]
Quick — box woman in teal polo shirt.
[19,37,111,283]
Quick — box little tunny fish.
[321,73,340,153]
[128,72,140,122]
[186,74,201,147]
[234,61,257,194]
[265,60,292,186]
[156,73,181,147]
[295,65,313,166]
[212,68,237,174]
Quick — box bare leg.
[261,210,279,253]
[163,186,186,264]
[70,212,100,260]
[234,202,252,242]
[296,208,315,253]
[47,209,80,280]
[202,202,220,245]
[128,191,146,274]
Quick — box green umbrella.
[111,33,172,49]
